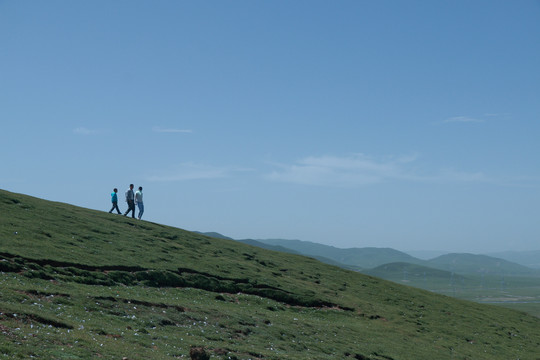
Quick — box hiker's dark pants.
[109,201,121,214]
[124,200,135,218]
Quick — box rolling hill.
[253,239,425,269]
[236,239,302,255]
[427,253,538,276]
[365,262,465,283]
[487,250,540,269]
[2,189,540,359]
[235,240,362,271]
[234,238,538,277]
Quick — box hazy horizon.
[198,230,540,256]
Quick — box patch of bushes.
[108,271,137,285]
[0,260,21,272]
[24,269,54,280]
[6,256,339,308]
[137,270,185,287]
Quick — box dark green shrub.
[0,260,21,272]
[137,270,185,287]
[108,271,137,285]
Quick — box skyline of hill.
[487,250,540,269]
[365,262,468,284]
[427,253,538,276]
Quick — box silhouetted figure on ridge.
[135,186,144,220]
[108,188,122,214]
[123,184,135,218]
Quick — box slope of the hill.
[195,231,235,240]
[2,189,540,359]
[236,239,363,271]
[237,239,302,255]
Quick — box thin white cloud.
[265,154,489,187]
[146,162,250,182]
[152,127,193,134]
[73,127,99,135]
[442,116,485,124]
[265,154,419,187]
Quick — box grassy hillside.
[237,239,302,255]
[196,231,235,241]
[247,238,540,318]
[236,240,362,271]
[2,189,540,359]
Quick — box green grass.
[2,189,540,359]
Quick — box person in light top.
[135,186,144,220]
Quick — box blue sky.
[1,1,539,253]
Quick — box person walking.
[135,186,144,220]
[123,184,136,218]
[108,188,122,214]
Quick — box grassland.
[1,189,540,359]
[247,239,540,318]
[365,262,540,319]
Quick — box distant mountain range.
[364,262,468,284]
[426,253,535,275]
[198,232,540,277]
[250,238,424,270]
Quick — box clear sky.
[1,1,539,253]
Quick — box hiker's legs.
[137,203,144,220]
[124,200,135,217]
[113,202,121,214]
[130,201,135,217]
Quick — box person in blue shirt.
[108,188,122,214]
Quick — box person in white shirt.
[135,186,144,220]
